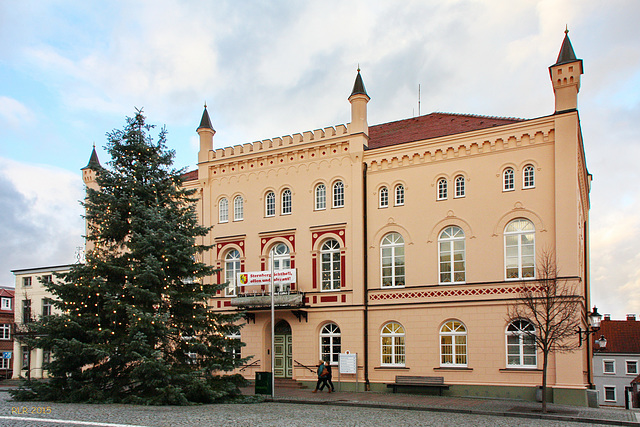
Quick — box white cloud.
[0,96,34,128]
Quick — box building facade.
[592,315,640,407]
[11,265,72,379]
[166,32,593,405]
[0,287,15,378]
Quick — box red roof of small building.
[0,288,14,298]
[593,317,640,354]
[182,170,199,181]
[367,112,525,149]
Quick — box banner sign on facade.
[339,353,357,374]
[2,352,11,359]
[237,269,297,288]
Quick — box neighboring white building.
[592,315,640,407]
[10,264,73,379]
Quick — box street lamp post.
[576,306,603,346]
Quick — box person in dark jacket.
[319,360,335,392]
[312,360,330,392]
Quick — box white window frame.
[603,359,615,374]
[505,320,537,368]
[381,322,405,367]
[315,184,326,210]
[504,219,535,280]
[265,191,275,217]
[503,168,515,191]
[1,297,11,310]
[320,239,341,291]
[523,165,535,189]
[380,233,405,288]
[23,277,32,287]
[219,198,229,223]
[0,324,10,340]
[440,320,467,367]
[233,196,244,221]
[320,323,341,365]
[626,360,638,375]
[395,184,405,206]
[454,175,465,198]
[226,332,242,361]
[42,298,52,317]
[281,189,292,215]
[603,386,616,402]
[269,243,291,293]
[333,181,344,208]
[224,249,241,297]
[437,178,447,200]
[438,226,465,284]
[379,187,389,208]
[0,358,8,370]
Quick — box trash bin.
[255,371,272,395]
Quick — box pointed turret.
[197,103,215,163]
[348,68,370,135]
[549,28,583,113]
[81,145,101,188]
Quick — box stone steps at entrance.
[274,378,308,389]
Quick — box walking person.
[312,359,330,393]
[320,360,335,392]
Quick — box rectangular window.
[22,300,31,324]
[42,274,52,284]
[603,360,615,374]
[43,350,51,366]
[0,358,9,370]
[21,346,29,368]
[626,360,638,375]
[22,277,32,287]
[0,324,10,340]
[0,298,11,310]
[42,299,52,317]
[604,386,616,402]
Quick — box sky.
[1,0,639,320]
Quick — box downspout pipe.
[363,163,370,391]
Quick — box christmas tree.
[12,110,247,404]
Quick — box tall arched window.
[504,219,535,279]
[437,178,448,200]
[506,319,537,367]
[219,197,229,223]
[315,184,326,210]
[333,180,344,208]
[381,233,405,287]
[224,249,241,296]
[395,184,405,206]
[503,168,515,191]
[281,189,292,215]
[523,165,535,189]
[438,226,465,284]
[381,322,405,366]
[269,243,291,293]
[265,191,275,217]
[440,320,467,367]
[321,239,341,291]
[320,323,341,365]
[455,175,465,198]
[233,196,244,221]
[379,187,389,208]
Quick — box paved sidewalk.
[244,386,640,426]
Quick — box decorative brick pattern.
[369,285,538,301]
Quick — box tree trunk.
[542,350,549,413]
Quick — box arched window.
[320,323,341,365]
[437,178,448,200]
[233,196,244,221]
[219,197,229,223]
[281,189,292,215]
[503,168,515,191]
[438,226,465,284]
[440,320,467,367]
[333,180,344,208]
[506,319,537,367]
[224,249,241,296]
[381,322,405,366]
[315,184,326,210]
[455,175,465,198]
[523,165,535,189]
[381,233,405,287]
[265,191,275,217]
[395,184,405,206]
[269,243,291,293]
[504,219,535,279]
[321,239,341,291]
[379,187,389,208]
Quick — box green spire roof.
[350,68,369,98]
[555,28,579,66]
[82,145,101,170]
[198,104,215,131]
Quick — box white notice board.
[339,353,357,374]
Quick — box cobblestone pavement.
[0,388,637,427]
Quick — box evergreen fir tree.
[12,110,247,405]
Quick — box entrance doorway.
[274,320,292,378]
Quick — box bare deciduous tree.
[507,250,582,413]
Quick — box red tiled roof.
[367,112,525,149]
[593,319,640,354]
[182,170,198,181]
[0,288,14,298]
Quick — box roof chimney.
[604,314,611,321]
[626,314,636,321]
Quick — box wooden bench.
[387,375,449,395]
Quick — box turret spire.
[554,26,578,66]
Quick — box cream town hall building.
[18,31,592,405]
